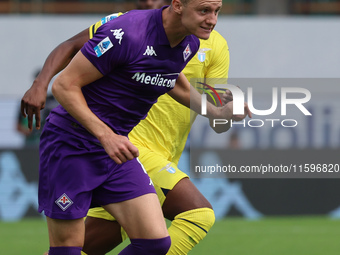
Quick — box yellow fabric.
[87,20,228,253]
[87,28,229,219]
[89,12,124,39]
[129,30,229,165]
[87,206,114,221]
[87,208,216,255]
[87,145,188,219]
[167,208,216,255]
[89,16,229,166]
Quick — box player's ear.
[172,0,183,14]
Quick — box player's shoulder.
[200,30,227,47]
[109,9,157,31]
[98,12,124,26]
[90,12,124,38]
[90,10,152,51]
[102,9,158,40]
[208,30,227,44]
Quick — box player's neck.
[162,6,189,48]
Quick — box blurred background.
[0,0,340,254]
[1,0,340,15]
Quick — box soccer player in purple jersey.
[21,1,239,255]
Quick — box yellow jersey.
[90,16,229,165]
[129,30,229,164]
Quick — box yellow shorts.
[87,145,188,221]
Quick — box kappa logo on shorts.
[55,193,73,211]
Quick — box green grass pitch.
[1,217,340,254]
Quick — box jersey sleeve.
[89,12,124,39]
[205,31,230,79]
[81,19,134,76]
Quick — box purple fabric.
[38,6,199,220]
[38,122,156,220]
[49,247,82,255]
[50,7,199,139]
[119,237,171,255]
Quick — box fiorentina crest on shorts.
[55,193,73,211]
[183,44,192,62]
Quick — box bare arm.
[167,73,233,120]
[21,28,90,131]
[52,51,138,164]
[209,90,232,133]
[210,89,252,133]
[168,74,251,132]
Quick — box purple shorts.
[38,121,156,220]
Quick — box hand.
[100,133,139,164]
[221,89,233,105]
[232,102,252,121]
[221,88,252,121]
[213,101,233,120]
[20,84,47,131]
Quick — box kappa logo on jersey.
[55,193,73,211]
[197,48,211,62]
[183,44,192,62]
[143,46,157,56]
[94,36,113,57]
[110,28,124,44]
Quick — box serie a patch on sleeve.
[94,36,113,57]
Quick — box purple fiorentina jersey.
[49,7,199,141]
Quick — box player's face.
[137,0,165,9]
[181,0,222,39]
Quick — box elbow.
[51,80,59,99]
[51,77,66,102]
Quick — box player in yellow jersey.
[21,1,251,254]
